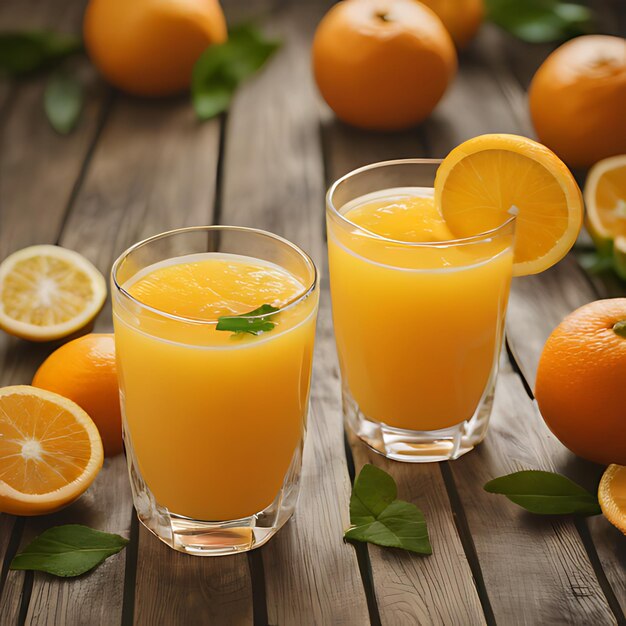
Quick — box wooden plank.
[451,361,616,624]
[0,0,107,259]
[505,263,626,620]
[471,24,626,619]
[0,2,109,623]
[45,97,255,626]
[424,25,624,623]
[218,2,371,624]
[322,121,487,625]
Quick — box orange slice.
[435,134,584,276]
[598,464,626,535]
[0,245,106,341]
[0,385,103,516]
[584,154,626,255]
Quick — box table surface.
[1,1,625,625]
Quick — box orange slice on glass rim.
[0,385,103,516]
[435,134,584,276]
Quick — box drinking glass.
[112,226,318,555]
[326,160,515,462]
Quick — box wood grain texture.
[451,362,616,625]
[53,97,256,626]
[469,22,626,619]
[0,0,107,259]
[219,2,370,624]
[504,259,626,620]
[422,25,622,624]
[0,4,108,623]
[322,113,487,626]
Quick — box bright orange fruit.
[435,134,583,276]
[0,386,103,516]
[535,299,626,466]
[312,0,457,130]
[529,35,626,168]
[420,0,484,48]
[599,464,626,535]
[83,0,228,97]
[33,334,122,457]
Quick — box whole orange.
[83,0,228,97]
[33,334,122,457]
[312,0,457,130]
[420,0,484,48]
[535,299,626,466]
[529,35,626,168]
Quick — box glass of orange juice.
[327,160,515,462]
[112,226,318,555]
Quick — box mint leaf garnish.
[216,303,279,336]
[192,23,281,121]
[484,470,601,516]
[10,525,129,577]
[344,464,432,555]
[44,70,84,134]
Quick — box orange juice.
[113,253,317,521]
[327,187,513,432]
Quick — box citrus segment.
[435,134,583,276]
[0,385,103,516]
[0,245,106,341]
[598,464,626,535]
[584,154,626,251]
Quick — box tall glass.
[112,226,318,555]
[327,160,515,462]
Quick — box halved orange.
[0,385,103,516]
[598,464,626,535]
[0,245,107,342]
[584,155,626,279]
[435,134,584,276]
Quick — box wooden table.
[1,1,625,624]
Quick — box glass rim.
[111,225,318,326]
[326,158,516,248]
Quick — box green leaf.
[216,303,279,335]
[0,31,82,77]
[344,465,432,555]
[44,71,84,134]
[485,0,592,43]
[192,23,281,120]
[10,525,129,577]
[484,470,601,515]
[577,250,616,275]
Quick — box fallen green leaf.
[484,470,601,515]
[44,70,84,134]
[10,525,129,577]
[0,31,82,77]
[344,464,432,555]
[485,0,592,43]
[192,23,281,120]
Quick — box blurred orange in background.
[420,0,484,48]
[312,0,457,130]
[529,35,626,168]
[83,0,227,97]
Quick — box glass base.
[343,375,496,463]
[124,433,303,556]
